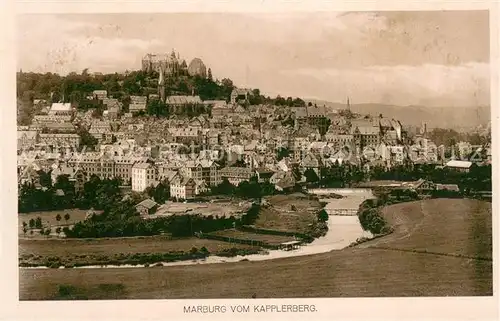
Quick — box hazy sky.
[17,11,490,107]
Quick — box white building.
[170,176,196,200]
[93,90,108,100]
[48,103,73,115]
[445,160,473,173]
[131,162,157,192]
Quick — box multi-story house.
[325,134,354,149]
[218,167,254,186]
[389,146,405,164]
[291,137,309,162]
[102,98,122,111]
[211,101,233,117]
[17,130,39,150]
[299,152,323,176]
[255,168,275,183]
[129,102,147,113]
[179,160,202,181]
[67,153,122,181]
[169,127,203,145]
[93,90,108,100]
[130,96,148,105]
[73,169,88,193]
[30,122,76,133]
[39,133,80,148]
[205,130,220,147]
[197,159,219,186]
[170,176,197,200]
[89,121,112,141]
[352,126,380,149]
[382,130,399,145]
[114,156,147,184]
[33,114,72,123]
[132,162,158,192]
[306,106,329,133]
[105,106,120,120]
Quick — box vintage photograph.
[16,11,492,300]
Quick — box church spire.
[158,65,166,102]
[158,66,165,86]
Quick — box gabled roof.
[132,162,153,169]
[129,103,147,111]
[233,105,246,113]
[136,198,158,209]
[294,107,307,118]
[165,95,202,104]
[379,118,393,128]
[231,88,251,96]
[353,126,380,135]
[17,130,38,140]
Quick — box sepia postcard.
[1,1,499,320]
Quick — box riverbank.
[20,188,375,269]
[20,198,492,299]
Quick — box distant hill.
[305,99,491,131]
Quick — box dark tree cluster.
[209,178,277,200]
[18,173,123,213]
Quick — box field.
[147,200,252,219]
[210,229,296,245]
[254,193,322,233]
[19,198,493,299]
[18,209,93,237]
[19,236,259,267]
[356,198,493,259]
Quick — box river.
[21,188,375,269]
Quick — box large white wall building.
[131,162,157,192]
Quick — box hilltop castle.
[141,50,185,76]
[141,50,207,78]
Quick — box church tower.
[158,65,166,103]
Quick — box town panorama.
[17,48,492,299]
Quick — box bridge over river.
[308,188,374,216]
[22,188,376,269]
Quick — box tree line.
[209,177,278,200]
[18,173,123,213]
[17,70,310,125]
[299,161,491,193]
[64,199,259,239]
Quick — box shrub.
[317,209,329,222]
[58,285,78,297]
[357,200,389,235]
[97,283,125,292]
